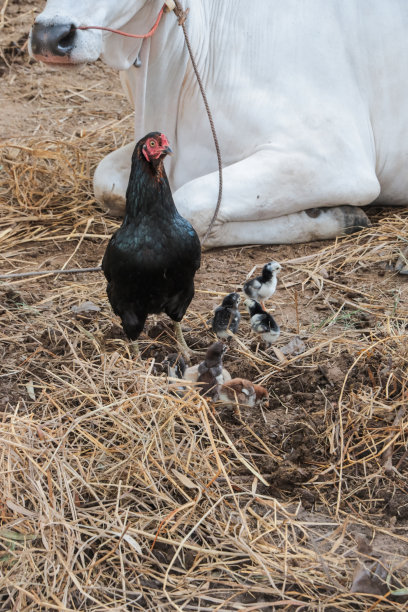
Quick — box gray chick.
[211,292,241,339]
[197,341,227,397]
[162,353,187,379]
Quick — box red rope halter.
[76,4,165,38]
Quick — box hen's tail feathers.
[122,310,147,341]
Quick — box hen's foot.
[174,322,196,362]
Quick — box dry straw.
[1,4,408,610]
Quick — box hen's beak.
[162,145,172,155]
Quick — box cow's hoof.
[338,205,371,234]
[306,205,371,235]
[395,247,408,274]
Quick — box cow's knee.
[93,143,134,217]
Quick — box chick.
[243,261,281,308]
[182,342,227,397]
[184,362,231,384]
[244,298,280,345]
[162,353,187,379]
[161,353,187,396]
[252,383,270,405]
[216,377,269,408]
[211,292,241,339]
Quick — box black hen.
[102,132,201,353]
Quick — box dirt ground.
[1,2,408,610]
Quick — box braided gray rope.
[173,0,223,246]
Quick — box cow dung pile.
[1,2,408,610]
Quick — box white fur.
[30,0,408,246]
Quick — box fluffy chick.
[211,292,241,339]
[216,378,269,408]
[184,363,231,384]
[243,261,281,308]
[160,353,187,396]
[244,298,280,345]
[162,353,186,379]
[192,342,228,397]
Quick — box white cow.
[29,0,408,247]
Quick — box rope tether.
[77,5,165,39]
[172,0,223,245]
[79,1,223,246]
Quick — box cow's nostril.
[57,25,76,52]
[31,22,77,58]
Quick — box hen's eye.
[149,140,156,147]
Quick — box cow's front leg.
[173,149,380,246]
[202,206,370,248]
[93,142,134,217]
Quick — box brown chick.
[252,383,269,407]
[196,342,227,397]
[216,378,269,408]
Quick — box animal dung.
[71,301,100,314]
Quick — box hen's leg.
[122,309,147,359]
[129,340,139,358]
[165,286,196,360]
[174,322,193,361]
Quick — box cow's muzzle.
[30,22,77,61]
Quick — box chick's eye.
[149,140,156,147]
